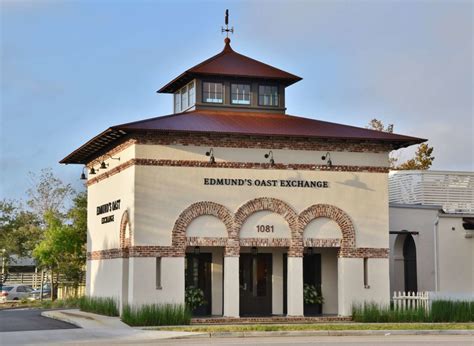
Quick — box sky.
[1,0,472,202]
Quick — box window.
[174,81,195,113]
[202,82,224,103]
[156,257,162,289]
[258,85,279,106]
[231,84,251,105]
[363,258,370,288]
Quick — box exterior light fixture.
[251,246,258,256]
[89,167,96,175]
[205,148,216,164]
[100,161,108,169]
[306,247,314,255]
[264,151,275,166]
[194,246,201,255]
[321,152,332,167]
[80,167,87,180]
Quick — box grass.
[352,300,473,323]
[155,323,474,333]
[121,303,191,326]
[78,296,119,317]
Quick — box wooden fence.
[392,291,430,311]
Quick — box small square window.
[202,82,224,103]
[258,85,279,106]
[231,84,251,105]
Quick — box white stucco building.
[61,36,425,317]
[389,171,474,298]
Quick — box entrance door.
[239,253,272,316]
[185,253,212,316]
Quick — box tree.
[33,192,87,297]
[0,200,41,282]
[367,119,435,170]
[27,168,75,223]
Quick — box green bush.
[352,300,473,323]
[78,296,119,317]
[121,303,191,326]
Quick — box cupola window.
[202,82,224,103]
[174,80,195,113]
[231,83,251,105]
[259,85,279,107]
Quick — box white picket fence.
[392,291,430,311]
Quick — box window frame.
[156,257,162,289]
[230,83,251,105]
[202,81,224,104]
[258,84,279,107]
[174,80,196,113]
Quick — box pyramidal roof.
[158,38,302,93]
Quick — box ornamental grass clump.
[79,296,119,317]
[121,303,191,326]
[352,300,473,323]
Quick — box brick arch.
[232,197,300,256]
[298,204,355,249]
[172,201,234,256]
[119,210,132,249]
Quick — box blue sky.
[1,0,472,201]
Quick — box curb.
[168,329,473,339]
[41,311,83,328]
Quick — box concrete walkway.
[0,309,203,345]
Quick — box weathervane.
[221,9,234,37]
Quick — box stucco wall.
[87,258,123,300]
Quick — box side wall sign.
[96,199,121,224]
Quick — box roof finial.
[221,9,234,39]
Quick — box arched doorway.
[403,234,417,292]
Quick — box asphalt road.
[0,308,78,332]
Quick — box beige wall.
[134,166,389,248]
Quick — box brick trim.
[338,247,389,258]
[172,201,234,256]
[86,246,389,260]
[233,197,300,257]
[239,238,291,247]
[186,237,228,247]
[304,238,341,247]
[299,204,355,249]
[119,210,132,248]
[87,158,388,186]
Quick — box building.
[389,170,474,298]
[61,34,425,317]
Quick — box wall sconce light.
[251,246,258,256]
[264,151,275,166]
[80,167,87,180]
[99,155,120,170]
[205,148,215,164]
[321,152,332,167]
[194,246,201,255]
[89,167,96,175]
[306,247,314,255]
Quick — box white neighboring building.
[389,170,474,298]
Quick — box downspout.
[433,216,439,292]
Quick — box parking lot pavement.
[0,308,78,332]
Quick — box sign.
[96,199,121,224]
[204,178,329,188]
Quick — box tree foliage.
[367,119,434,170]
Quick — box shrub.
[352,300,473,323]
[185,286,206,312]
[79,296,119,317]
[121,303,191,326]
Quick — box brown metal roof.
[158,38,302,93]
[60,110,426,164]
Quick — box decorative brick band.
[186,237,228,247]
[304,238,341,247]
[87,158,388,186]
[119,210,132,249]
[338,247,389,258]
[239,238,291,247]
[135,132,394,153]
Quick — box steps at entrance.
[191,316,352,324]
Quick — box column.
[223,256,240,317]
[287,256,303,316]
